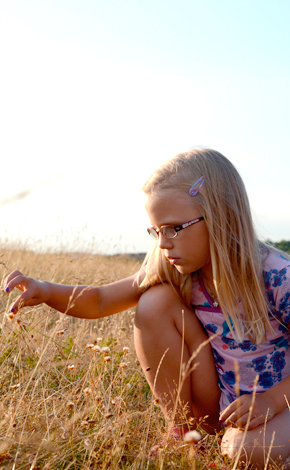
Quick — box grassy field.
[0,250,283,469]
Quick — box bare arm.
[220,323,290,430]
[4,269,145,319]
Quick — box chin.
[174,265,192,275]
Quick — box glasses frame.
[147,216,204,240]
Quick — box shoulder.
[262,249,290,323]
[262,249,290,284]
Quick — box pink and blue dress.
[190,251,290,410]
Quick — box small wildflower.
[83,438,91,448]
[67,365,75,370]
[111,397,120,405]
[184,430,202,444]
[153,397,162,405]
[119,362,128,369]
[57,329,65,336]
[97,337,102,343]
[104,356,111,362]
[123,346,130,353]
[67,401,75,409]
[101,346,110,354]
[93,345,101,352]
[126,383,131,389]
[86,343,94,349]
[6,312,15,320]
[83,387,91,395]
[10,384,20,390]
[188,417,196,426]
[95,395,102,402]
[99,327,103,333]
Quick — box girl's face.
[145,191,212,279]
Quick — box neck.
[200,270,218,299]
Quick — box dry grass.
[0,249,283,469]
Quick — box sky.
[0,0,290,255]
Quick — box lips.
[167,257,181,265]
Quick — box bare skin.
[134,283,221,434]
[221,409,290,469]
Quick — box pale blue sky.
[0,0,290,254]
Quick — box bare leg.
[221,407,290,468]
[134,284,220,433]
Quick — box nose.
[158,233,174,250]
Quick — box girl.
[4,148,290,468]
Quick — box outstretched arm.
[4,269,144,319]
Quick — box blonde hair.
[140,147,274,344]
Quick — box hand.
[220,392,276,430]
[3,270,51,314]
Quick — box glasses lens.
[162,226,177,239]
[147,227,158,239]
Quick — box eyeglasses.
[147,216,204,240]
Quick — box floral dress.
[190,250,290,411]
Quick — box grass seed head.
[184,430,202,444]
[86,343,94,349]
[67,401,75,409]
[119,362,128,369]
[101,346,110,353]
[83,438,91,448]
[153,397,162,405]
[10,383,20,390]
[123,346,130,353]
[104,355,111,362]
[67,365,75,370]
[111,397,120,405]
[93,345,101,352]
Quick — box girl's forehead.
[144,191,200,220]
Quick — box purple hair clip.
[189,176,205,196]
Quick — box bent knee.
[135,283,184,328]
[221,426,279,467]
[221,427,245,460]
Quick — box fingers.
[4,270,25,293]
[221,408,266,430]
[3,271,36,314]
[9,290,32,314]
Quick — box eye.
[162,226,176,238]
[147,227,158,239]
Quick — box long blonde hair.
[140,147,273,344]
